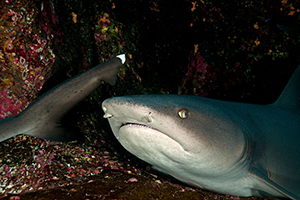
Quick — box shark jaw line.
[119,122,189,153]
[120,122,158,130]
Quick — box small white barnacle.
[178,109,189,119]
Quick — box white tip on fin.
[116,54,126,64]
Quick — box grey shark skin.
[102,66,300,199]
[0,54,125,142]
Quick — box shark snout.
[102,97,154,123]
[102,100,113,119]
[102,98,130,120]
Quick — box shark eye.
[178,109,188,119]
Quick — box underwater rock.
[0,1,56,119]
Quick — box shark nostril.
[103,113,113,118]
[143,112,152,122]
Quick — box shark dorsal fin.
[274,66,300,110]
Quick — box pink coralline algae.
[0,135,141,197]
[0,1,56,119]
[0,90,24,118]
[180,51,215,97]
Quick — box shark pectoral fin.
[249,168,299,200]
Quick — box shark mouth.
[120,122,158,131]
[119,122,188,152]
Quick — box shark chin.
[119,122,184,148]
[116,121,192,174]
[118,122,187,156]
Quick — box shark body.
[102,66,300,199]
[0,55,125,142]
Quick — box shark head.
[101,66,300,199]
[102,94,249,187]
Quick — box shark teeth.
[121,123,155,130]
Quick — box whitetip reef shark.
[102,66,300,199]
[0,54,126,142]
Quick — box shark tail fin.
[101,54,126,85]
[24,119,86,143]
[0,55,125,143]
[274,66,300,110]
